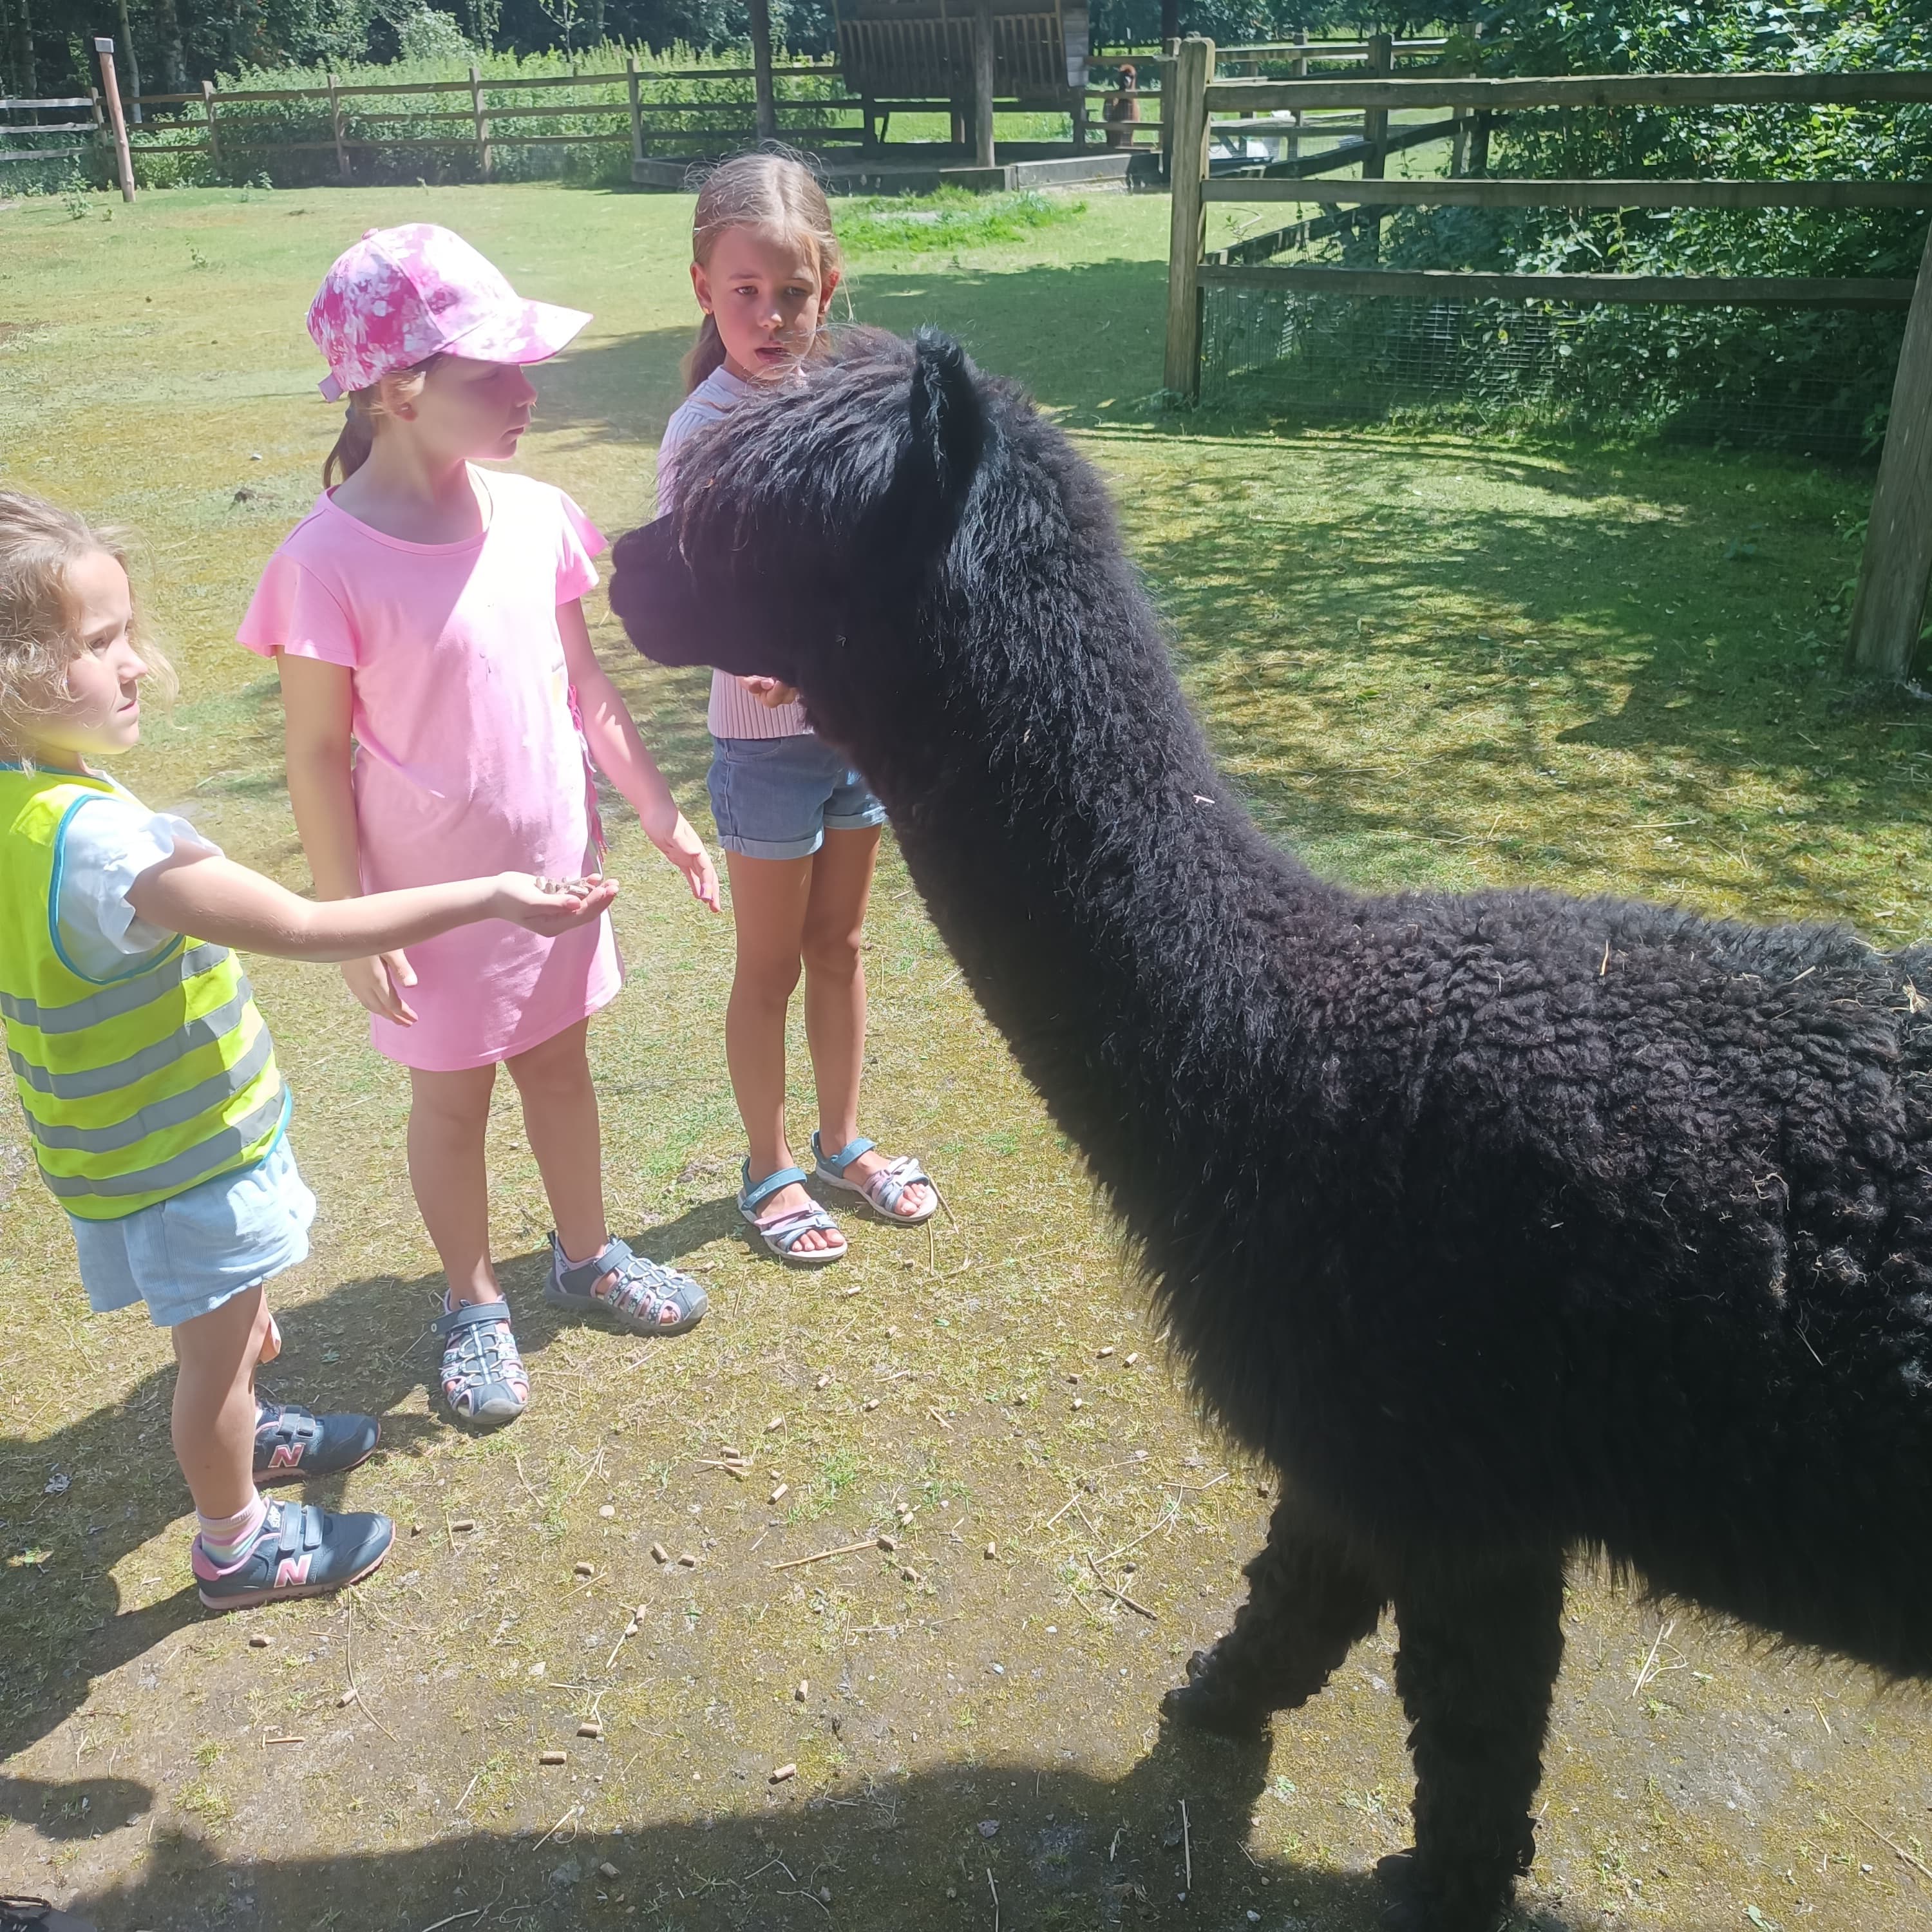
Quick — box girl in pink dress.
[241,224,720,1429]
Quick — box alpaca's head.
[611,327,1144,776]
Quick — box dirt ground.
[3,181,1932,1932]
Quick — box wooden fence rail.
[0,91,100,165]
[1,59,857,178]
[1162,35,1932,677]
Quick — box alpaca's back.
[1151,872,1932,1675]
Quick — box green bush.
[1374,0,1929,451]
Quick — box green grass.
[838,187,1086,256]
[2,180,1930,1931]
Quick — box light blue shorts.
[707,732,887,862]
[68,1134,316,1329]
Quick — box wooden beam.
[1199,176,1932,210]
[1164,35,1213,399]
[1196,264,1917,307]
[1207,70,1932,113]
[1849,222,1932,677]
[970,0,995,167]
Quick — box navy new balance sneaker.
[193,1498,393,1611]
[253,1397,380,1485]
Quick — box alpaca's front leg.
[1381,1550,1566,1932]
[1161,1493,1386,1738]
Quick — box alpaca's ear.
[907,328,987,519]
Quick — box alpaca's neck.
[864,551,1341,1226]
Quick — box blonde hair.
[685,149,844,393]
[0,490,174,766]
[323,357,441,488]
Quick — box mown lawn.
[2,178,1929,1932]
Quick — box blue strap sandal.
[544,1233,708,1335]
[811,1133,940,1225]
[739,1162,848,1265]
[432,1296,529,1428]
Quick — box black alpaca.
[611,330,1932,1932]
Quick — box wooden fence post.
[326,71,348,180]
[1158,35,1178,176]
[1162,34,1212,399]
[201,77,219,166]
[1361,30,1390,260]
[627,53,645,165]
[1468,106,1491,175]
[1287,25,1305,166]
[469,64,492,179]
[1848,220,1932,678]
[92,38,135,202]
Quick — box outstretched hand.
[653,813,722,913]
[494,872,621,934]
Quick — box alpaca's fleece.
[613,329,1932,1931]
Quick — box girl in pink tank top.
[242,225,720,1431]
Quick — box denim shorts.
[707,732,886,861]
[68,1133,316,1329]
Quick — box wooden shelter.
[831,0,1089,159]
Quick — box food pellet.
[876,1535,898,1552]
[770,1763,797,1784]
[765,1415,784,1433]
[768,1483,789,1504]
[578,1721,603,1738]
[862,1398,880,1412]
[598,1504,616,1519]
[795,1680,809,1701]
[677,1551,698,1567]
[815,1373,831,1390]
[450,1518,476,1532]
[1097,1345,1115,1358]
[1125,1352,1140,1367]
[247,1633,271,1649]
[539,1751,567,1766]
[574,1561,594,1578]
[650,1543,670,1564]
[985,1540,997,1559]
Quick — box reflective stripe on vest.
[37,1084,289,1199]
[0,942,229,1035]
[1,768,286,1220]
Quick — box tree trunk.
[748,0,778,142]
[9,0,35,99]
[149,0,185,94]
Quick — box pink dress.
[239,468,622,1072]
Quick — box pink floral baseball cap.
[308,222,591,402]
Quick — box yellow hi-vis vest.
[0,766,287,1221]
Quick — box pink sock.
[196,1492,267,1566]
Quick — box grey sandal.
[739,1162,848,1265]
[545,1234,708,1335]
[433,1296,529,1427]
[811,1133,939,1225]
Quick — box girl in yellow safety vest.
[0,489,614,1611]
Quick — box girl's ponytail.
[681,314,728,393]
[324,399,374,489]
[321,361,437,488]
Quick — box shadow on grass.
[66,1723,1597,1932]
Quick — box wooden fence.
[1161,39,1932,676]
[0,92,100,166]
